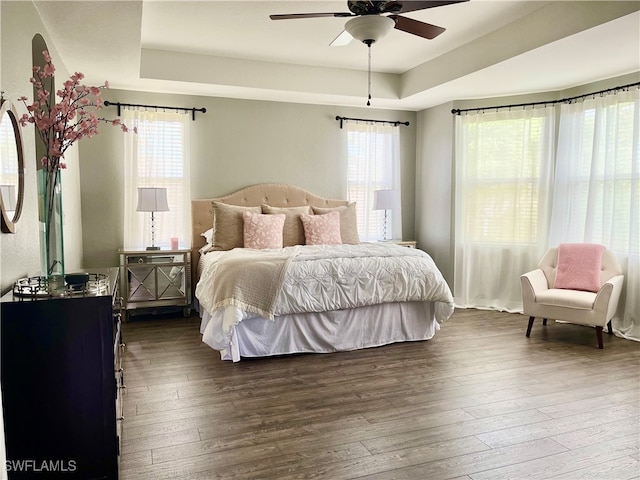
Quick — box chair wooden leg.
[596,326,604,349]
[607,321,613,335]
[542,318,548,326]
[526,316,535,337]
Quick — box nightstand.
[119,249,191,319]
[393,240,417,248]
[367,240,417,248]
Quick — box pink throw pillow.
[554,243,605,292]
[300,211,342,245]
[242,212,285,249]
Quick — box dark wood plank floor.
[119,309,640,480]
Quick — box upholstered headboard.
[191,183,348,286]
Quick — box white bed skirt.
[200,302,440,361]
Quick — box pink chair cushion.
[554,243,605,293]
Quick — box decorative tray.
[13,273,109,298]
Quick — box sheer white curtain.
[346,122,401,241]
[550,88,639,341]
[454,107,556,311]
[123,109,191,250]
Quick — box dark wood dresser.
[0,268,124,479]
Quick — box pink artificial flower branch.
[19,50,136,172]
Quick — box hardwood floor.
[119,309,640,480]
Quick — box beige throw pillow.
[212,201,261,250]
[311,203,360,244]
[262,204,311,246]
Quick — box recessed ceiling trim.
[402,1,640,99]
[140,48,401,101]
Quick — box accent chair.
[520,244,624,349]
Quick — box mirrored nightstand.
[119,249,191,319]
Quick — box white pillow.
[200,228,214,245]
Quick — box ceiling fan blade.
[330,29,354,47]
[385,0,469,15]
[389,15,445,39]
[269,12,354,20]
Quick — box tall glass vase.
[38,168,65,294]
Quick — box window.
[454,87,639,335]
[346,122,401,241]
[551,89,639,335]
[123,110,191,250]
[454,107,555,311]
[552,94,639,254]
[456,111,554,245]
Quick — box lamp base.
[146,246,160,251]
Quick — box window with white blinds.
[455,88,639,334]
[551,94,639,254]
[456,110,554,245]
[454,106,555,311]
[346,122,401,241]
[550,89,640,339]
[123,110,191,250]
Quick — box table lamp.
[373,189,400,241]
[136,187,169,250]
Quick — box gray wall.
[415,102,456,286]
[0,1,84,294]
[80,90,417,268]
[3,1,637,293]
[414,71,640,290]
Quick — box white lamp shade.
[0,184,17,211]
[373,189,400,210]
[345,15,395,44]
[136,187,169,212]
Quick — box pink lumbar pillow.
[242,212,285,249]
[554,243,606,292]
[300,211,342,245]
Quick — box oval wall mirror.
[0,98,25,233]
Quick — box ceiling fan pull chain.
[367,42,372,106]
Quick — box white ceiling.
[34,0,640,111]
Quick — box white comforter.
[196,243,454,322]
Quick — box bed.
[192,184,454,361]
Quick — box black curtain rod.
[103,100,206,121]
[451,81,640,115]
[335,115,410,129]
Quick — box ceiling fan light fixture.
[345,15,395,44]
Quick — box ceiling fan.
[269,1,470,47]
[270,1,469,105]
